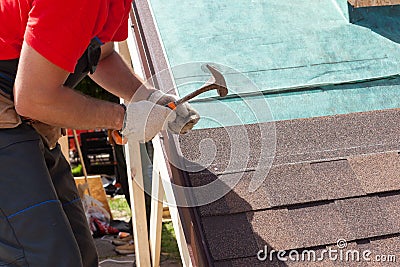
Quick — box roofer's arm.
[89,42,156,102]
[14,41,125,130]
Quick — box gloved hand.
[121,100,176,143]
[147,90,200,134]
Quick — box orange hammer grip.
[111,130,127,145]
[166,101,177,110]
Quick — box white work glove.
[121,100,176,143]
[147,90,200,134]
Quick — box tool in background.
[112,64,228,144]
[72,129,92,196]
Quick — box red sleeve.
[111,1,130,42]
[97,0,131,43]
[24,0,129,73]
[111,9,129,42]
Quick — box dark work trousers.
[0,123,98,266]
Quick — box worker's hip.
[0,58,21,129]
[0,59,64,149]
[0,100,64,149]
[0,122,40,149]
[0,90,64,149]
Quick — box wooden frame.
[116,11,193,267]
[115,2,214,266]
[150,135,194,267]
[131,1,213,263]
[149,157,164,267]
[348,0,400,7]
[116,32,152,265]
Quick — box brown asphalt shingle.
[202,213,258,260]
[309,160,365,199]
[325,237,400,267]
[348,152,400,193]
[181,108,400,185]
[335,197,397,240]
[378,194,400,231]
[272,109,400,165]
[213,236,400,267]
[265,163,330,207]
[190,171,272,216]
[180,123,276,175]
[191,154,398,216]
[214,256,287,267]
[248,209,298,251]
[369,236,400,262]
[288,203,350,249]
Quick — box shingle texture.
[179,109,400,266]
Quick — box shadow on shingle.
[183,162,287,265]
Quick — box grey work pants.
[0,124,98,266]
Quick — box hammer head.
[174,64,229,106]
[204,64,228,97]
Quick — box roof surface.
[146,0,400,129]
[132,1,400,266]
[149,0,400,95]
[179,108,400,266]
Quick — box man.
[0,0,199,266]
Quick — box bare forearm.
[18,85,125,130]
[89,49,155,102]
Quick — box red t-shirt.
[0,0,131,72]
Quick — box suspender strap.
[0,59,18,98]
[64,37,103,88]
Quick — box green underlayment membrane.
[148,0,400,129]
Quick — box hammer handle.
[166,84,217,110]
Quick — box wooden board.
[125,141,152,267]
[116,37,152,266]
[74,175,112,219]
[348,0,400,7]
[152,135,194,267]
[59,135,69,163]
[149,162,164,267]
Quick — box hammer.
[165,64,228,110]
[112,64,228,144]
